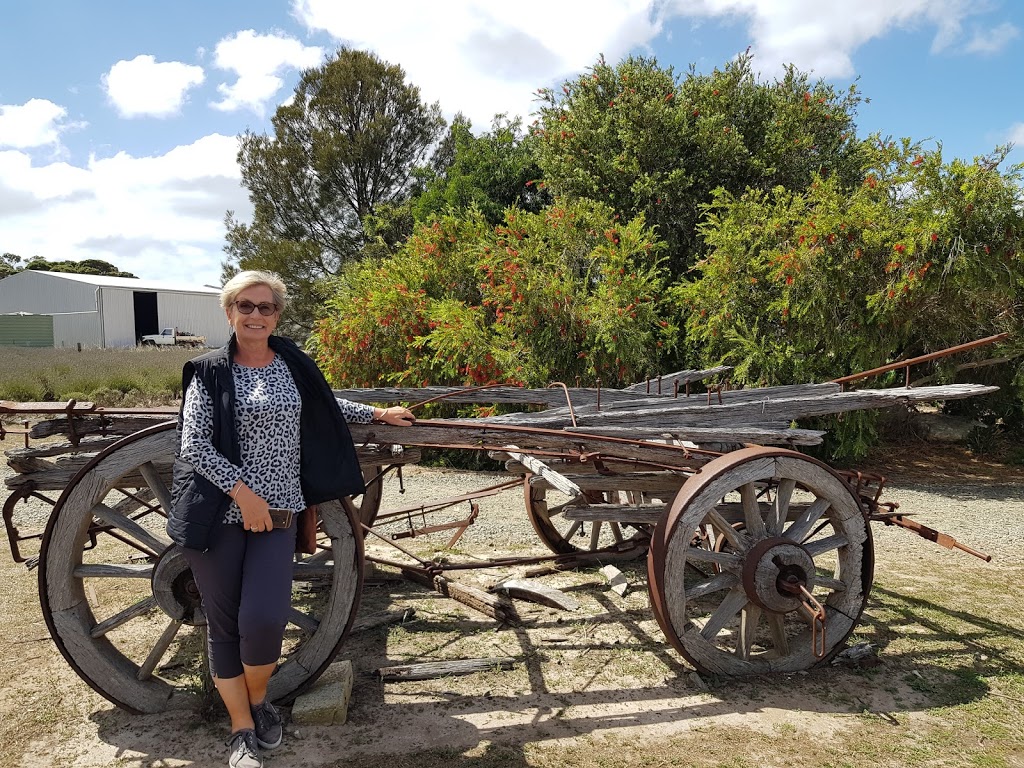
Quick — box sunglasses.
[233,300,279,316]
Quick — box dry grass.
[0,346,193,405]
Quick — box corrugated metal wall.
[52,312,102,348]
[0,314,54,346]
[99,288,137,348]
[155,291,229,347]
[0,271,97,312]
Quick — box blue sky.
[1,0,1021,288]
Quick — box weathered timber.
[377,657,516,682]
[333,386,649,407]
[348,421,714,467]
[623,366,733,391]
[561,426,826,446]
[489,578,580,611]
[355,446,422,466]
[528,471,690,493]
[0,400,97,414]
[29,415,172,440]
[522,544,650,577]
[505,449,582,498]
[562,505,666,524]
[6,455,59,474]
[5,435,124,460]
[350,608,417,634]
[524,382,841,422]
[402,569,520,625]
[7,463,173,491]
[480,384,999,430]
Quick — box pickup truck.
[139,328,206,347]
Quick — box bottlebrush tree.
[312,199,673,390]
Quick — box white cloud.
[964,21,1020,54]
[1009,122,1024,146]
[670,0,987,78]
[211,30,323,114]
[0,134,250,285]
[293,0,661,128]
[0,99,78,149]
[103,55,206,118]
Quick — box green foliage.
[0,254,137,278]
[532,52,864,277]
[225,47,446,335]
[411,114,549,225]
[313,199,672,389]
[673,137,1024,456]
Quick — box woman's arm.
[179,377,243,494]
[336,397,415,426]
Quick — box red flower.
[930,233,938,242]
[894,243,906,254]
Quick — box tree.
[674,138,1024,456]
[411,114,549,225]
[0,253,21,279]
[313,199,671,390]
[225,47,446,334]
[532,52,865,278]
[18,256,137,278]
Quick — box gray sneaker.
[251,699,283,750]
[227,728,262,768]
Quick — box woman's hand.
[373,406,416,426]
[234,484,274,531]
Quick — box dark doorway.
[133,292,158,344]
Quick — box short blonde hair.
[221,270,288,314]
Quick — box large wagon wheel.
[38,422,364,714]
[648,446,873,676]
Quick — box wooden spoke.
[737,604,762,660]
[609,522,625,544]
[699,586,749,641]
[74,563,153,579]
[740,483,766,539]
[768,478,795,536]
[137,619,183,681]
[288,607,319,634]
[91,596,158,638]
[589,521,603,550]
[766,613,790,657]
[688,571,739,600]
[704,507,748,550]
[291,562,334,580]
[91,501,172,556]
[784,497,830,543]
[138,462,173,513]
[804,534,848,557]
[814,575,847,592]
[685,547,742,570]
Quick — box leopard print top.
[179,354,374,524]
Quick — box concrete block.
[290,660,353,726]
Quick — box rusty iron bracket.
[870,511,992,562]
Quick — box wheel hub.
[152,546,206,625]
[741,536,816,613]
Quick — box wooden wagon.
[0,339,1002,714]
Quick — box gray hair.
[221,270,288,314]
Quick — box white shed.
[0,271,228,349]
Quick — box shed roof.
[24,271,220,294]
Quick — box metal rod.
[831,333,1009,385]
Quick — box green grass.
[0,346,194,405]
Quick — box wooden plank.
[377,657,516,682]
[489,579,580,611]
[0,400,97,414]
[622,366,733,391]
[505,449,581,498]
[4,435,123,459]
[560,426,826,446]
[29,415,172,440]
[350,608,417,634]
[333,386,648,407]
[562,505,665,524]
[402,570,520,625]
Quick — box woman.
[168,270,414,768]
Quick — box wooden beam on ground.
[402,569,520,626]
[377,657,516,682]
[489,578,580,611]
[562,505,666,525]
